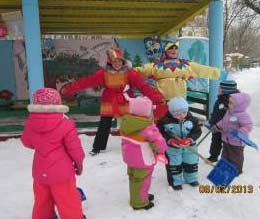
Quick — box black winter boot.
[172,185,183,190]
[207,156,218,163]
[148,193,154,201]
[189,181,199,187]
[89,149,100,156]
[133,201,154,210]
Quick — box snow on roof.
[226,53,245,58]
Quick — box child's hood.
[26,113,64,133]
[229,92,251,113]
[120,114,152,134]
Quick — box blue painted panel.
[179,37,209,65]
[0,40,16,96]
[117,39,148,66]
[179,37,209,92]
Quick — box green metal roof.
[0,0,210,38]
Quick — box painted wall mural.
[12,40,28,100]
[117,38,148,67]
[42,38,117,92]
[1,37,154,102]
[143,36,163,63]
[179,37,209,92]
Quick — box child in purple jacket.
[215,92,253,175]
[21,88,86,219]
[120,95,167,210]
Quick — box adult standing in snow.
[136,41,220,100]
[21,88,86,219]
[61,47,164,156]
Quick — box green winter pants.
[127,167,153,208]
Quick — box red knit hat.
[106,47,125,64]
[33,88,62,105]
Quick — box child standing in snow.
[214,92,253,175]
[21,88,86,219]
[120,95,167,210]
[157,97,202,190]
[207,80,239,163]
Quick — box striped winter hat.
[219,80,238,94]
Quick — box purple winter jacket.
[217,92,253,147]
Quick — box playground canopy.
[0,0,210,38]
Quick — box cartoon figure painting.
[144,36,163,63]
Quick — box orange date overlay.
[199,185,254,194]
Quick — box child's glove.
[168,138,181,147]
[168,138,193,148]
[177,138,193,148]
[74,162,83,175]
[155,153,168,164]
[230,129,238,137]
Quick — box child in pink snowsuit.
[120,95,167,210]
[21,88,86,219]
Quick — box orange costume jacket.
[62,68,164,117]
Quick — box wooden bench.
[187,89,209,119]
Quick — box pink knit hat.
[33,88,62,105]
[128,96,153,117]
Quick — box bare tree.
[180,0,260,59]
[224,0,260,55]
[227,21,260,56]
[243,0,260,14]
[224,0,249,52]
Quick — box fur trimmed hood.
[27,104,69,113]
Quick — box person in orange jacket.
[21,88,86,219]
[61,47,165,156]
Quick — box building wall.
[0,40,16,97]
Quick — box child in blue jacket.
[157,97,202,190]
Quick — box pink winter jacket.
[121,122,167,168]
[21,113,85,185]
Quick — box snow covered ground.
[1,68,260,219]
